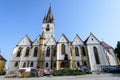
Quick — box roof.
[46,35,56,45]
[17,35,32,46]
[58,34,69,42]
[76,34,83,42]
[62,34,69,42]
[0,54,7,61]
[43,6,54,23]
[72,34,84,45]
[101,41,113,49]
[84,33,100,44]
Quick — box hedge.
[53,68,86,76]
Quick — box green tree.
[114,41,120,60]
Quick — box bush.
[53,68,86,76]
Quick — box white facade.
[7,6,118,73]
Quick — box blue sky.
[0,0,120,66]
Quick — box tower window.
[46,24,50,31]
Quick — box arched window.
[61,62,64,68]
[75,47,79,56]
[33,47,38,57]
[14,62,19,67]
[83,61,87,66]
[53,47,56,57]
[27,61,30,67]
[46,63,49,67]
[82,46,86,56]
[54,62,56,68]
[77,61,80,67]
[16,47,23,57]
[30,61,34,67]
[23,62,26,67]
[25,47,30,57]
[46,24,50,31]
[61,44,65,55]
[93,46,100,64]
[46,47,50,57]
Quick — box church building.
[7,6,117,73]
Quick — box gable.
[17,35,32,46]
[46,36,56,45]
[32,35,40,45]
[85,33,100,45]
[72,34,84,45]
[58,34,69,43]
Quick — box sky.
[0,0,120,66]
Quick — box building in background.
[0,54,6,74]
[7,6,118,74]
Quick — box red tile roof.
[101,41,113,49]
[0,55,7,61]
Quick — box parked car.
[5,71,17,78]
[84,68,92,74]
[78,66,92,74]
[101,66,120,73]
[18,67,38,77]
[38,68,52,77]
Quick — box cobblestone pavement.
[0,73,120,80]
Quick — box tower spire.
[43,6,54,23]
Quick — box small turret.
[40,31,45,39]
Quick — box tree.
[114,41,120,60]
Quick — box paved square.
[0,73,120,80]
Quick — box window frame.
[25,47,30,57]
[46,47,50,57]
[33,47,38,57]
[93,46,100,64]
[61,44,65,55]
[75,47,79,56]
[16,47,23,57]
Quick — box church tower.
[42,6,54,43]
